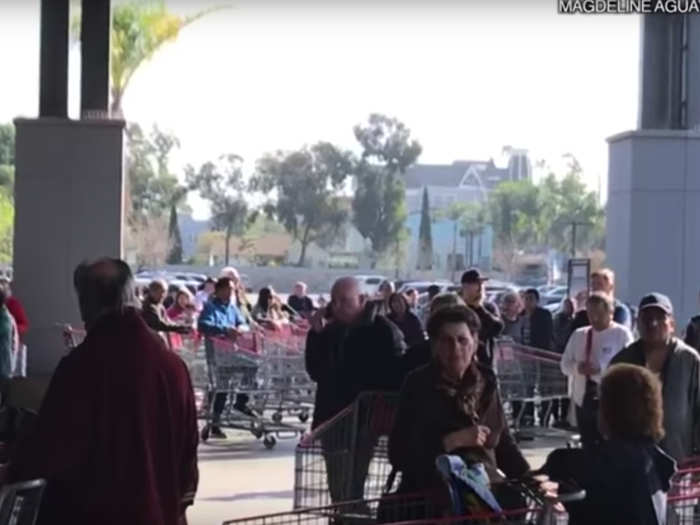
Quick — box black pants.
[576,401,602,448]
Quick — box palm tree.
[72,1,228,117]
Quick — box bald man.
[10,258,199,525]
[306,276,405,502]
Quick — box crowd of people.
[3,258,700,523]
[306,267,700,524]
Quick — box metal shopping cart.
[225,478,583,525]
[257,329,315,425]
[294,392,400,510]
[494,339,569,439]
[199,334,307,449]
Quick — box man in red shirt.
[10,258,199,524]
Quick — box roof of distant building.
[403,159,511,191]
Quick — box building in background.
[402,149,532,276]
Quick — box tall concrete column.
[13,119,125,377]
[607,14,700,326]
[607,130,700,326]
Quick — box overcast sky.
[0,0,641,218]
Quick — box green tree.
[0,124,15,195]
[72,1,223,116]
[352,114,422,267]
[539,155,605,255]
[125,123,188,224]
[0,192,13,263]
[483,179,541,276]
[459,202,488,267]
[253,142,354,267]
[416,187,433,270]
[439,202,476,281]
[186,154,250,266]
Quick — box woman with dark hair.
[553,298,575,353]
[195,277,216,311]
[167,288,195,325]
[542,364,676,525]
[387,292,425,347]
[389,305,529,499]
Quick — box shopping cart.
[494,339,569,437]
[226,477,583,525]
[199,334,307,449]
[294,392,400,509]
[257,329,315,425]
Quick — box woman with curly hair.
[542,363,676,525]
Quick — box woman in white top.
[561,291,634,447]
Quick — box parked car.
[397,280,452,295]
[354,275,388,296]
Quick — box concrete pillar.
[607,129,700,326]
[13,118,125,377]
[39,0,69,118]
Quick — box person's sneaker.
[210,426,227,439]
[234,403,260,418]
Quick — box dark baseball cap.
[638,293,673,315]
[461,268,489,284]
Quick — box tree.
[126,124,182,224]
[72,1,223,117]
[0,193,13,263]
[166,202,183,264]
[439,202,476,281]
[484,180,541,277]
[253,142,354,267]
[352,114,422,267]
[459,202,488,267]
[187,154,250,266]
[539,155,605,255]
[416,187,433,270]
[0,124,15,195]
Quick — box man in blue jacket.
[198,277,249,438]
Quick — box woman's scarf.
[435,362,486,424]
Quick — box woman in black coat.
[387,293,426,348]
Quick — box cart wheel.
[201,425,210,443]
[263,435,277,449]
[298,411,309,423]
[272,411,283,424]
[252,427,263,439]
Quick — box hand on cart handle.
[310,307,327,334]
[577,361,600,376]
[442,425,491,451]
[227,327,242,340]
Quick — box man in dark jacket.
[287,282,315,319]
[141,280,191,341]
[10,258,199,525]
[305,276,405,502]
[459,269,503,367]
[521,288,553,351]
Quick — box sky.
[0,0,641,219]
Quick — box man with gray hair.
[10,258,199,524]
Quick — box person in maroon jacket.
[0,278,29,340]
[9,258,199,525]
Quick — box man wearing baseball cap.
[459,268,503,367]
[611,293,700,461]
